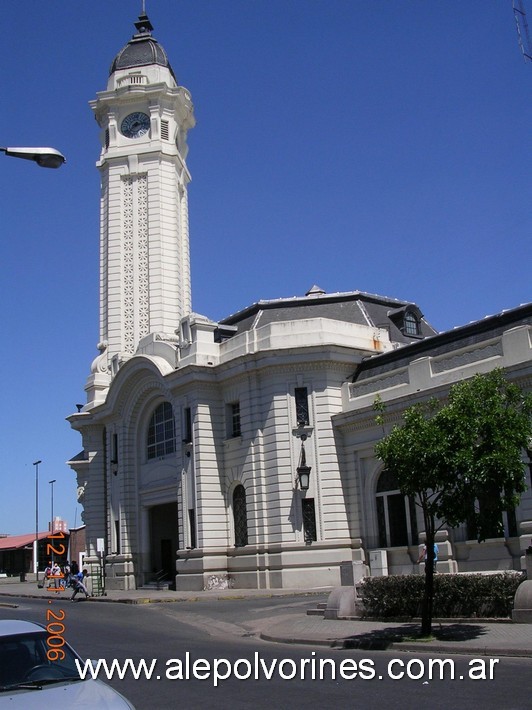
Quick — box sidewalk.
[261,614,532,658]
[1,580,530,658]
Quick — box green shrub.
[359,572,524,619]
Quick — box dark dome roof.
[109,13,176,82]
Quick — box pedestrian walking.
[71,569,90,601]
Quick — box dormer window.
[387,305,423,338]
[403,310,419,336]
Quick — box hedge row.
[359,572,524,619]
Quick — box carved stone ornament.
[90,340,110,374]
[76,484,86,504]
[155,333,180,344]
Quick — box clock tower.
[86,12,195,403]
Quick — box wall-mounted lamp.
[296,435,311,491]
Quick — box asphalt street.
[1,595,531,710]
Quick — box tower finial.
[134,3,153,35]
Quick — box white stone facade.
[335,315,532,578]
[68,12,532,591]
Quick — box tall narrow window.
[227,402,241,438]
[183,407,193,444]
[295,387,310,426]
[114,520,121,555]
[147,402,176,460]
[302,498,317,543]
[233,485,248,547]
[188,509,196,549]
[467,487,516,540]
[111,433,118,467]
[505,507,518,538]
[376,470,417,547]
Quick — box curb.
[0,589,326,605]
[389,642,532,658]
[0,591,199,605]
[259,631,532,659]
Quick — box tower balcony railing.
[117,74,148,87]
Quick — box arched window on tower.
[375,470,418,547]
[233,484,248,547]
[147,402,176,460]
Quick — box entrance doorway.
[149,502,178,589]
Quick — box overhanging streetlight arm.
[1,146,66,169]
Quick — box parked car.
[0,620,135,708]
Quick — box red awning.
[0,532,51,552]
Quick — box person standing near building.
[417,543,439,572]
[41,561,52,589]
[61,562,71,589]
[50,562,61,588]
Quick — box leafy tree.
[374,369,532,636]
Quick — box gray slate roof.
[352,302,532,383]
[218,288,437,346]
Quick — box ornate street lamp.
[296,435,311,491]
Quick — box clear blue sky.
[1,1,530,536]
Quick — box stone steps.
[307,601,326,616]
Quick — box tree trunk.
[421,524,435,636]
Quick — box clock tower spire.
[86,10,195,404]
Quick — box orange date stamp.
[45,532,67,661]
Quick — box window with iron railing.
[302,498,317,543]
[233,485,248,547]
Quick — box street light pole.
[33,460,42,585]
[7,144,64,584]
[49,479,56,561]
[1,146,66,169]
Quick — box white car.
[0,619,135,708]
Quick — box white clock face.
[121,112,150,139]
